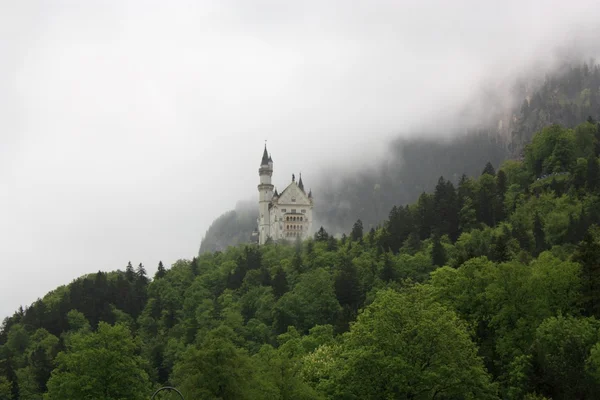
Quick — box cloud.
[1,0,600,319]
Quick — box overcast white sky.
[1,0,599,319]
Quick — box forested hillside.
[2,119,600,399]
[200,61,600,253]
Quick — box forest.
[2,116,600,399]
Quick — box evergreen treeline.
[2,119,600,399]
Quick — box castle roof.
[261,145,269,165]
[298,173,304,192]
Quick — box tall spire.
[261,143,269,165]
[298,173,304,191]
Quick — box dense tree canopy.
[3,113,600,398]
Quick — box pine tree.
[327,235,338,251]
[314,226,329,242]
[431,235,447,267]
[125,261,135,282]
[482,161,496,176]
[272,267,288,298]
[496,170,507,222]
[154,261,166,280]
[136,263,148,285]
[380,252,398,282]
[351,219,364,241]
[190,257,199,275]
[334,255,363,313]
[573,226,600,317]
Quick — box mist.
[2,0,600,319]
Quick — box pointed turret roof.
[268,153,273,163]
[261,145,269,165]
[273,188,279,197]
[298,173,305,192]
[308,188,312,198]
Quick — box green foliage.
[5,112,600,398]
[321,288,498,399]
[45,322,151,400]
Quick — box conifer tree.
[154,261,166,280]
[573,226,600,317]
[327,235,338,251]
[314,226,329,242]
[431,235,447,267]
[380,252,398,283]
[350,219,363,241]
[125,261,135,282]
[272,267,288,298]
[190,257,199,275]
[482,161,496,176]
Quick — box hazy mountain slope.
[198,200,257,254]
[200,61,600,251]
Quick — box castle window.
[291,209,296,213]
[282,209,286,212]
[302,209,306,213]
[292,198,296,202]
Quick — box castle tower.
[258,144,274,245]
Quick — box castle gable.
[276,182,311,206]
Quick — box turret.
[258,144,274,245]
[298,173,305,192]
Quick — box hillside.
[2,119,600,399]
[200,61,600,253]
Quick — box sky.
[1,0,600,319]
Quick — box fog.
[1,0,600,319]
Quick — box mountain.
[198,200,257,254]
[3,118,600,399]
[200,61,600,253]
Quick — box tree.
[482,161,496,176]
[125,261,135,282]
[379,252,398,283]
[322,289,497,399]
[155,260,166,280]
[136,263,148,284]
[45,322,151,400]
[431,235,447,267]
[0,377,11,400]
[334,255,363,313]
[190,257,199,275]
[350,219,363,242]
[587,155,600,192]
[272,267,289,299]
[496,170,508,222]
[477,174,497,227]
[532,316,600,399]
[314,226,329,242]
[572,226,600,317]
[172,326,265,400]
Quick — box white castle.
[255,144,314,245]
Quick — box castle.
[255,144,314,245]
